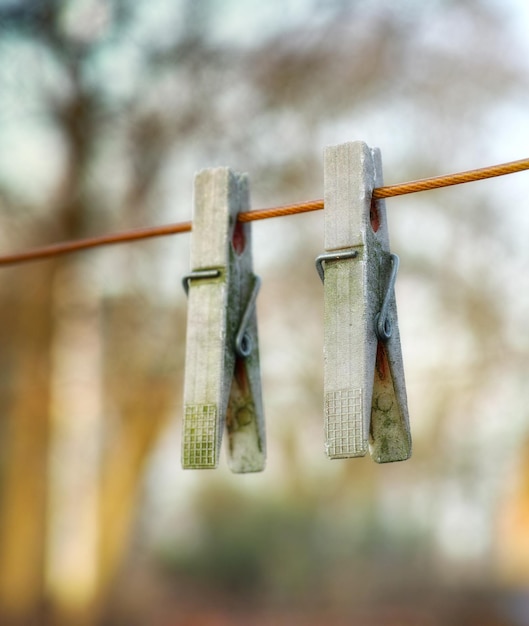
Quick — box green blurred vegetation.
[159,481,428,600]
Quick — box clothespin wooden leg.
[225,174,266,473]
[317,141,412,463]
[369,148,412,463]
[182,167,266,472]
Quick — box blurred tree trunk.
[98,342,175,598]
[45,260,103,626]
[0,263,55,624]
[496,438,529,586]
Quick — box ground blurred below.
[102,558,529,626]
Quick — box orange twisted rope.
[0,157,527,266]
[372,156,529,199]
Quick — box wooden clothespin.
[182,167,266,472]
[316,141,412,463]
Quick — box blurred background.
[1,0,529,624]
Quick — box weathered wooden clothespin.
[316,141,412,463]
[182,167,266,472]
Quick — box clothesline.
[0,156,527,267]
